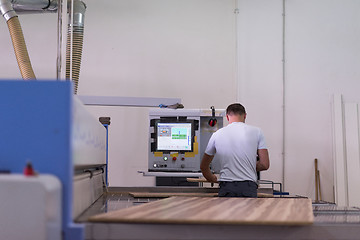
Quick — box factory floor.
[77,187,360,240]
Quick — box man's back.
[205,122,266,183]
[200,103,269,197]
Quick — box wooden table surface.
[128,191,273,198]
[89,196,313,225]
[129,192,218,197]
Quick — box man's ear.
[226,114,229,122]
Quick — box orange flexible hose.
[7,17,36,80]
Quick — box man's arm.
[256,149,270,171]
[200,153,218,183]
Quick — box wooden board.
[186,177,209,182]
[128,192,273,198]
[129,192,218,198]
[344,103,360,207]
[332,94,348,206]
[89,196,313,225]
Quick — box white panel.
[0,175,61,240]
[72,97,107,167]
[332,94,347,206]
[73,171,104,219]
[344,103,360,207]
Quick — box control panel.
[148,108,224,173]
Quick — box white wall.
[285,0,360,202]
[2,0,360,202]
[236,0,284,187]
[0,13,57,79]
[237,0,360,202]
[0,0,237,187]
[76,0,238,186]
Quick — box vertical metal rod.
[282,0,286,191]
[105,124,109,187]
[56,0,61,79]
[315,158,319,201]
[56,0,67,80]
[234,0,240,102]
[318,169,322,201]
[69,0,74,83]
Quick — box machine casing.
[0,174,62,240]
[148,109,225,173]
[0,80,107,240]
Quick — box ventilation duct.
[0,0,86,93]
[10,0,57,13]
[66,0,85,94]
[0,0,36,79]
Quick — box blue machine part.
[0,80,106,240]
[103,123,109,186]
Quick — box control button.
[172,157,177,161]
[181,157,185,161]
[164,164,167,167]
[153,163,157,168]
[181,164,185,168]
[163,157,168,161]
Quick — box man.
[200,103,270,197]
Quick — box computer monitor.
[156,122,193,152]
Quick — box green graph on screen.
[172,128,187,139]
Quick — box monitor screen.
[156,122,193,151]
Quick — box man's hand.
[208,173,218,183]
[200,153,218,183]
[257,149,270,171]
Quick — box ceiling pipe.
[10,0,57,13]
[0,0,16,20]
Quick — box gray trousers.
[218,181,257,197]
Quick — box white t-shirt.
[205,122,267,183]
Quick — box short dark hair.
[226,103,246,116]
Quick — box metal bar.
[78,96,182,107]
[315,158,319,201]
[11,0,57,12]
[103,124,109,186]
[73,169,103,181]
[138,171,203,177]
[281,0,286,194]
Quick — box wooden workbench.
[128,191,273,198]
[89,196,313,225]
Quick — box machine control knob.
[163,157,168,161]
[181,164,185,168]
[181,157,185,161]
[153,163,157,168]
[172,157,177,161]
